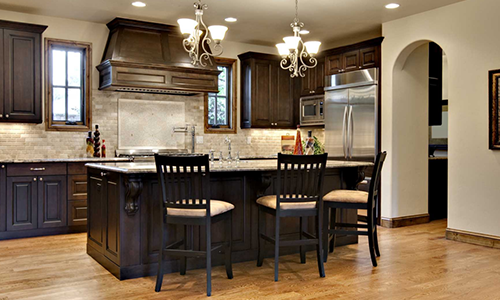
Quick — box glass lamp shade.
[304,41,322,55]
[208,25,228,42]
[283,36,301,50]
[276,43,289,57]
[177,18,197,35]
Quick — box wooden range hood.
[97,18,220,95]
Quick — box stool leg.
[206,220,212,296]
[257,207,265,267]
[274,214,280,282]
[329,208,337,253]
[322,206,329,263]
[373,209,381,257]
[225,211,234,279]
[367,215,378,267]
[299,217,306,264]
[180,225,187,276]
[155,221,165,292]
[316,214,325,278]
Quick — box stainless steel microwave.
[300,95,324,126]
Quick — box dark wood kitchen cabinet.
[298,55,325,96]
[239,52,295,129]
[6,176,38,231]
[0,20,47,123]
[325,38,383,76]
[37,175,67,229]
[0,165,5,232]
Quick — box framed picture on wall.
[489,69,500,149]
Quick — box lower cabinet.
[37,175,67,229]
[6,176,38,231]
[0,165,6,232]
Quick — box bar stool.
[322,151,387,266]
[154,154,234,297]
[256,153,328,281]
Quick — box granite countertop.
[85,159,373,174]
[0,157,133,164]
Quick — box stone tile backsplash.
[0,90,325,160]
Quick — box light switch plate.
[196,136,204,144]
[246,137,252,144]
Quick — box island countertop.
[0,157,133,164]
[85,159,373,174]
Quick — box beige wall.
[0,10,325,159]
[382,0,500,237]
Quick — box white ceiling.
[0,0,464,46]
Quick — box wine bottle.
[101,140,107,158]
[86,131,93,158]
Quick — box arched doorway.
[381,40,448,227]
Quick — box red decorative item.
[293,125,303,155]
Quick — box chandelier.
[177,0,228,67]
[276,0,321,78]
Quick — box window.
[205,58,237,134]
[45,38,92,131]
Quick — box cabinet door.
[0,165,5,232]
[6,176,37,231]
[299,71,313,96]
[0,29,3,120]
[103,173,120,265]
[38,175,67,229]
[251,59,274,127]
[313,57,325,94]
[3,29,41,123]
[343,50,360,72]
[68,175,87,201]
[326,54,342,75]
[68,200,87,227]
[360,47,378,69]
[274,66,295,128]
[88,173,104,251]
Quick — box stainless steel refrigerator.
[324,68,378,161]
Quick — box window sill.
[45,124,91,132]
[204,126,237,134]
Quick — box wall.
[382,0,500,237]
[0,10,325,160]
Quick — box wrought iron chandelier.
[177,0,228,67]
[276,0,321,78]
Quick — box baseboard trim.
[381,214,430,228]
[446,228,500,249]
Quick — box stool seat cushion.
[166,200,234,217]
[323,190,368,204]
[256,195,317,210]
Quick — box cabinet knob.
[0,114,2,118]
[39,178,43,181]
[33,178,37,181]
[5,114,9,118]
[359,66,362,69]
[1,165,4,169]
[101,172,107,177]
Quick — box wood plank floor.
[1,220,500,300]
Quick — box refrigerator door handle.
[348,105,354,159]
[342,106,348,159]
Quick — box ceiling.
[0,0,465,46]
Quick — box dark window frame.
[204,57,237,134]
[45,38,92,132]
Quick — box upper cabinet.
[0,20,47,123]
[239,52,295,129]
[298,56,325,96]
[325,38,383,76]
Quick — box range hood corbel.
[97,18,221,95]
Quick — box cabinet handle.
[101,172,107,177]
[30,167,46,171]
[33,178,37,181]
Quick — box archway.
[381,40,448,227]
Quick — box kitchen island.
[85,159,372,280]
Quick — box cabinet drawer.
[68,175,88,201]
[68,200,87,227]
[68,163,87,175]
[7,163,67,177]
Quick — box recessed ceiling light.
[299,30,310,35]
[225,17,237,22]
[132,1,146,7]
[385,3,400,9]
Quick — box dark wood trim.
[381,214,430,228]
[204,57,237,134]
[0,225,86,241]
[323,37,385,56]
[44,38,92,132]
[446,228,500,249]
[0,20,47,33]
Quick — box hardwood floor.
[0,220,499,299]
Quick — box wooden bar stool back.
[256,153,328,281]
[322,151,387,266]
[154,154,234,297]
